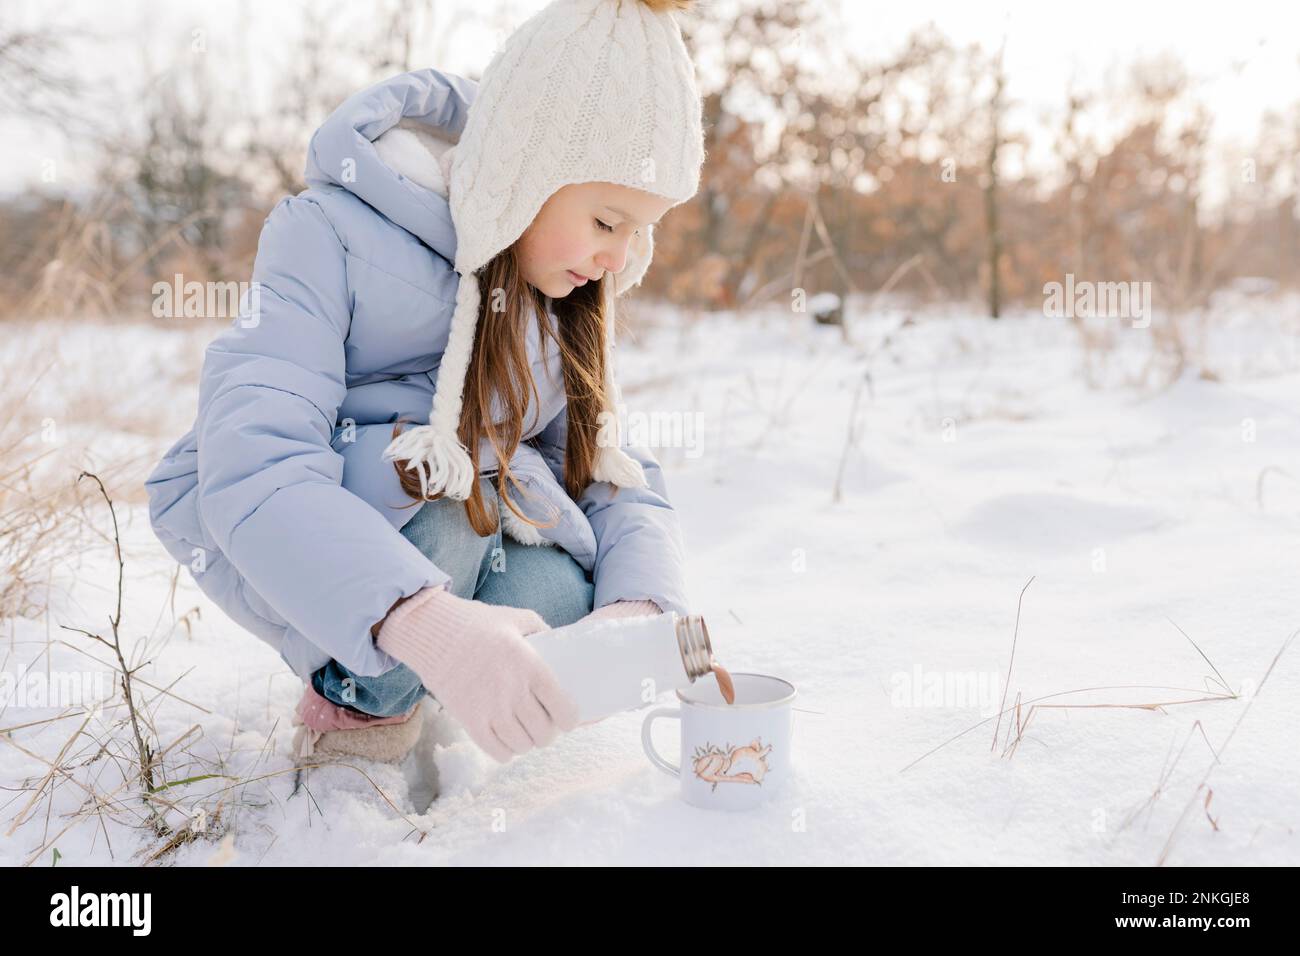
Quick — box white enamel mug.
[640,672,796,811]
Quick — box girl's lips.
[566,270,588,286]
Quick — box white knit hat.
[381,0,706,502]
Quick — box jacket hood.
[304,67,657,293]
[304,69,476,263]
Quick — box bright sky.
[4,0,1297,206]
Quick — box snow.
[1,300,1298,866]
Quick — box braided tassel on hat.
[381,273,482,501]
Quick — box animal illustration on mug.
[691,737,772,791]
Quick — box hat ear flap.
[614,222,655,296]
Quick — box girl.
[144,0,705,767]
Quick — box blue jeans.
[310,475,594,717]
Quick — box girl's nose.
[596,238,631,275]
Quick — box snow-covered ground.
[2,299,1298,866]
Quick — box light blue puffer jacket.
[143,69,689,682]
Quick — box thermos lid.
[675,614,714,681]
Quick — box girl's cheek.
[550,234,589,267]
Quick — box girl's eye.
[595,219,615,233]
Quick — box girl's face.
[516,182,674,299]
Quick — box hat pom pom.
[382,424,477,500]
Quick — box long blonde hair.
[390,243,613,537]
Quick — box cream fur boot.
[291,699,426,765]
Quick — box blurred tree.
[0,16,84,123]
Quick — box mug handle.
[641,707,681,777]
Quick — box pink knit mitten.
[375,585,580,763]
[581,599,663,623]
